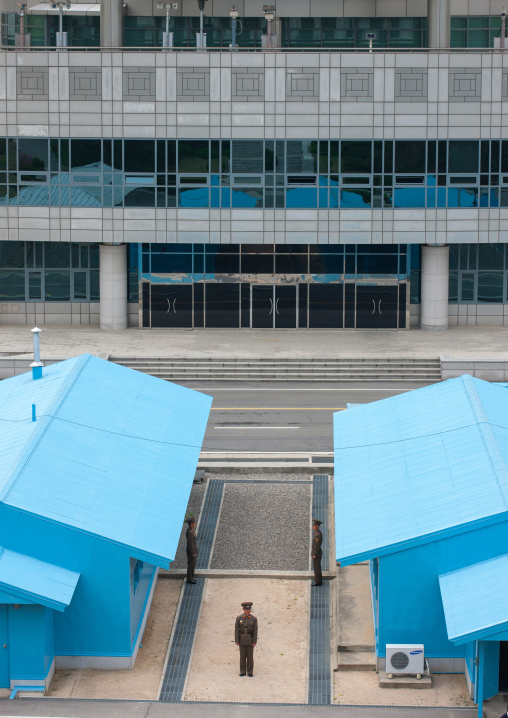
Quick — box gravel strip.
[210,483,311,571]
[170,483,207,569]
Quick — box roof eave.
[336,510,508,566]
[0,580,71,612]
[448,619,508,646]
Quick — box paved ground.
[0,700,477,717]
[192,384,428,452]
[1,324,508,359]
[184,578,309,703]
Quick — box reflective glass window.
[232,140,263,173]
[478,271,503,303]
[45,270,70,301]
[340,189,371,208]
[0,241,24,268]
[71,139,101,171]
[286,141,318,173]
[44,243,70,268]
[18,139,48,171]
[449,271,458,302]
[393,188,425,208]
[449,141,479,173]
[241,254,274,273]
[461,273,475,302]
[124,186,156,207]
[73,271,87,300]
[447,187,478,208]
[205,253,240,273]
[275,254,309,273]
[231,188,263,208]
[341,141,371,173]
[0,270,24,298]
[395,141,426,173]
[28,271,42,300]
[286,188,317,208]
[205,283,240,328]
[124,140,155,173]
[478,244,504,269]
[179,140,209,173]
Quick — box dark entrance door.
[356,286,398,329]
[499,642,508,692]
[252,285,274,328]
[274,286,297,329]
[308,284,343,328]
[151,285,193,328]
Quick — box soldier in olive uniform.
[235,601,258,677]
[186,516,198,584]
[311,518,323,586]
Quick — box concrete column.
[99,244,127,330]
[420,245,449,331]
[101,0,123,47]
[428,0,450,48]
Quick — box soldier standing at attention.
[186,516,198,584]
[312,518,323,586]
[235,601,258,677]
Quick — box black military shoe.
[187,579,197,584]
[239,673,246,677]
[311,582,322,587]
[248,674,253,677]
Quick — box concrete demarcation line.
[160,569,336,580]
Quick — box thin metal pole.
[231,14,236,50]
[267,17,271,49]
[166,6,170,36]
[502,11,506,50]
[19,5,25,48]
[200,7,203,36]
[59,6,63,35]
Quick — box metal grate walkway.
[308,474,331,705]
[159,479,224,702]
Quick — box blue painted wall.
[0,504,138,658]
[129,559,156,650]
[0,605,8,687]
[377,520,508,658]
[8,604,54,681]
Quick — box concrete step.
[337,651,376,672]
[378,671,432,689]
[112,357,441,382]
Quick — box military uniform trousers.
[313,553,322,585]
[239,644,254,676]
[186,552,196,582]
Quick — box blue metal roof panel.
[439,554,508,644]
[2,355,212,565]
[0,546,79,612]
[0,357,82,497]
[334,376,508,564]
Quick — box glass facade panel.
[0,269,24,299]
[478,271,503,303]
[45,270,70,301]
[2,138,508,209]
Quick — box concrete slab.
[337,651,376,671]
[379,671,433,689]
[1,325,508,361]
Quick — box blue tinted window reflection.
[447,187,478,207]
[179,187,209,208]
[231,188,263,208]
[286,188,317,208]
[340,189,371,208]
[393,188,425,208]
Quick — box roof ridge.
[0,354,92,504]
[461,375,508,512]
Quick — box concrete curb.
[159,569,336,580]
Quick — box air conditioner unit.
[386,644,424,678]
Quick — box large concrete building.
[0,0,507,331]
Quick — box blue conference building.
[0,354,211,691]
[334,376,508,713]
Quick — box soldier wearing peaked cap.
[311,519,323,587]
[235,602,258,677]
[185,516,198,584]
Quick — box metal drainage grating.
[159,479,224,702]
[308,474,331,706]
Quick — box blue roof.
[0,547,79,612]
[334,375,508,565]
[439,554,508,644]
[0,355,212,566]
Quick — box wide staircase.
[111,357,441,382]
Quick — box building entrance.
[356,286,399,329]
[252,286,297,329]
[150,285,193,328]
